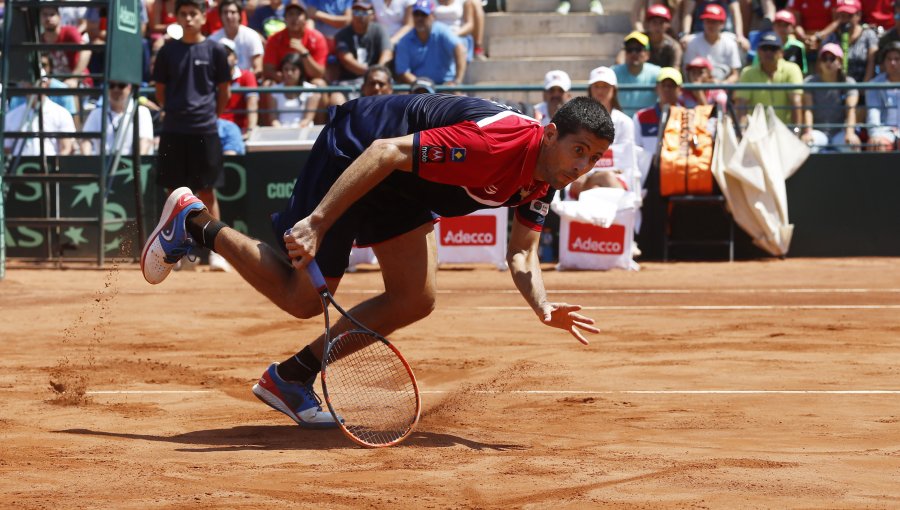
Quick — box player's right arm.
[283,134,415,267]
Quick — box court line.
[84,389,900,396]
[340,288,900,295]
[86,390,215,395]
[461,305,900,311]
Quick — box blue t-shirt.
[217,118,246,155]
[304,0,353,39]
[153,39,230,134]
[394,22,461,84]
[612,63,661,117]
[249,4,285,37]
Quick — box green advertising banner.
[107,0,144,85]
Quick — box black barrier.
[4,151,899,260]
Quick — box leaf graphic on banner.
[105,236,123,253]
[64,227,88,246]
[72,183,100,208]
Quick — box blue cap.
[757,31,782,48]
[412,0,433,15]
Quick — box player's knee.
[406,291,436,322]
[285,299,322,320]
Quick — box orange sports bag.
[659,105,715,196]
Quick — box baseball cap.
[773,9,796,25]
[646,4,671,21]
[757,31,782,48]
[686,56,713,71]
[411,76,436,94]
[284,1,305,13]
[412,0,434,15]
[352,1,373,9]
[623,31,650,49]
[588,66,617,87]
[220,38,236,54]
[543,69,572,91]
[819,42,844,59]
[835,0,861,14]
[657,67,683,86]
[699,3,726,21]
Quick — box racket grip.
[305,259,328,292]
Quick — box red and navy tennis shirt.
[328,94,556,231]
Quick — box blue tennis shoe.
[141,187,204,284]
[252,363,340,429]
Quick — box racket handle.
[305,259,328,293]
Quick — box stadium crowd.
[2,0,898,157]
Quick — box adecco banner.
[557,211,637,271]
[435,208,508,269]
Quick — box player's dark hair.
[218,0,243,16]
[551,96,615,143]
[175,0,207,14]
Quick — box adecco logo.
[568,221,625,254]
[440,215,497,246]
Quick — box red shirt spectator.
[262,3,329,81]
[222,68,258,131]
[787,0,834,33]
[861,0,895,29]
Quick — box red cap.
[686,56,714,70]
[773,9,796,25]
[835,0,861,14]
[646,4,672,21]
[699,3,727,22]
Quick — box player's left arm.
[506,215,599,345]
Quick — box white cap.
[588,66,617,87]
[543,70,571,91]
[220,38,237,53]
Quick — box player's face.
[536,124,610,189]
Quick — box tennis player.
[141,94,614,428]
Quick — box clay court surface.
[1,257,899,508]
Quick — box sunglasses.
[352,9,372,16]
[108,82,128,90]
[820,54,839,63]
[757,45,779,52]
[624,46,646,53]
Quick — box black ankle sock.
[186,210,226,250]
[276,346,322,384]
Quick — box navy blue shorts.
[270,127,434,279]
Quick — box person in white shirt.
[3,77,76,157]
[209,0,265,76]
[372,0,414,46]
[682,3,742,83]
[270,53,321,128]
[80,81,154,156]
[533,70,572,127]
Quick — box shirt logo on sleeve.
[421,145,446,163]
[530,200,550,216]
[450,147,466,162]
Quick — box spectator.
[769,9,808,74]
[150,0,179,53]
[631,0,684,36]
[3,75,76,156]
[262,3,329,82]
[80,81,154,155]
[305,0,353,42]
[433,0,476,61]
[269,53,321,127]
[734,31,804,126]
[861,0,896,31]
[682,56,727,106]
[203,0,249,35]
[876,0,900,63]
[682,0,748,50]
[568,66,636,196]
[612,31,662,115]
[683,4,742,83]
[8,54,78,116]
[153,0,232,272]
[738,0,775,37]
[822,0,879,83]
[788,0,837,48]
[372,0,414,46]
[801,43,861,152]
[40,6,90,89]
[865,41,900,151]
[220,38,259,133]
[617,5,682,68]
[410,75,436,92]
[533,70,572,127]
[556,0,604,15]
[250,0,288,38]
[217,118,246,154]
[209,0,265,76]
[634,67,684,181]
[471,0,487,60]
[394,0,466,86]
[334,1,393,83]
[360,64,395,95]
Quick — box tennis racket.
[306,260,421,448]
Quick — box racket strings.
[325,331,418,446]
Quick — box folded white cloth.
[551,187,637,228]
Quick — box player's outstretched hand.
[284,218,319,270]
[540,303,599,345]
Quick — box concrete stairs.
[466,0,634,105]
